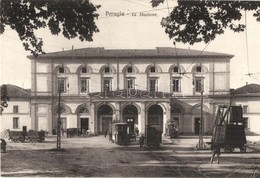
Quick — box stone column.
[139,102,146,134]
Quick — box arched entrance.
[171,103,184,133]
[122,105,138,135]
[97,104,113,134]
[77,107,90,134]
[53,104,71,135]
[191,104,210,135]
[147,105,163,132]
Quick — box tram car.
[211,105,247,152]
[145,125,162,148]
[111,122,130,145]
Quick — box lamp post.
[196,90,206,149]
[57,81,61,149]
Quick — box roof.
[1,84,30,99]
[231,84,260,95]
[28,47,234,60]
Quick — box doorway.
[101,117,112,133]
[194,117,200,135]
[80,117,89,130]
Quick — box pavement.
[162,135,260,151]
[2,134,260,177]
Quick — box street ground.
[1,135,260,177]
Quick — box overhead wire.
[126,0,169,13]
[244,10,250,77]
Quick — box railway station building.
[26,47,233,135]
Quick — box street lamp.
[57,80,62,149]
[196,89,206,149]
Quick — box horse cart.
[8,130,46,143]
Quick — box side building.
[1,84,31,133]
[231,84,260,134]
[28,47,233,135]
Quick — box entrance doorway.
[123,105,138,135]
[80,118,89,131]
[97,105,113,134]
[101,117,112,133]
[147,105,163,133]
[194,117,200,135]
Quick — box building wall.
[1,100,31,133]
[28,52,231,135]
[233,97,260,134]
[31,57,230,96]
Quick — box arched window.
[173,66,179,73]
[104,67,110,73]
[56,66,69,74]
[196,66,202,73]
[150,66,156,73]
[127,66,133,73]
[79,107,89,114]
[169,65,183,93]
[77,66,92,94]
[55,66,70,94]
[81,67,89,74]
[123,65,139,90]
[59,67,65,74]
[146,65,162,92]
[192,64,207,93]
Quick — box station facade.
[28,47,233,135]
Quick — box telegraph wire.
[182,42,211,75]
[244,10,251,76]
[126,0,169,13]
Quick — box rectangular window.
[13,105,19,113]
[127,67,133,73]
[195,78,204,92]
[172,79,181,92]
[126,78,135,89]
[103,79,111,92]
[13,117,19,129]
[196,66,202,73]
[80,78,89,93]
[243,105,248,113]
[150,67,156,73]
[243,117,249,128]
[81,67,87,73]
[149,78,157,92]
[58,79,67,93]
[104,67,110,73]
[59,67,65,73]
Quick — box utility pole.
[196,90,206,149]
[57,83,61,149]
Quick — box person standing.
[1,139,7,153]
[104,130,108,138]
[210,143,221,164]
[139,134,145,150]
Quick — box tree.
[1,85,10,113]
[152,0,260,45]
[0,0,100,57]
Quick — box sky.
[1,0,260,89]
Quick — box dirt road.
[1,136,171,177]
[1,135,260,177]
